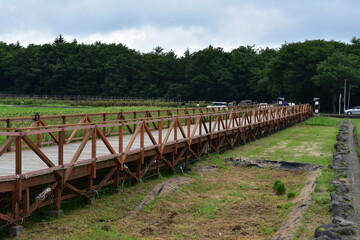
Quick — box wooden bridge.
[0,104,312,230]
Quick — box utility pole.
[339,93,342,115]
[343,79,347,113]
[348,84,351,109]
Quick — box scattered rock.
[232,225,242,231]
[95,219,106,223]
[140,227,154,236]
[195,165,219,173]
[225,157,320,172]
[101,225,111,231]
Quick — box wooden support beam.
[0,136,16,157]
[94,167,117,191]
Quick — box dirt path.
[270,167,322,240]
[345,122,360,230]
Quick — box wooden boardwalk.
[0,104,312,227]
[0,122,199,176]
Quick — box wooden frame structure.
[0,104,311,227]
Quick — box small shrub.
[273,180,286,195]
[280,202,293,209]
[287,192,296,200]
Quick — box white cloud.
[74,26,210,55]
[0,29,55,46]
[0,0,359,54]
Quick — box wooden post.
[114,170,120,189]
[15,136,22,175]
[133,112,137,132]
[54,177,63,212]
[58,130,64,165]
[6,119,11,152]
[102,113,106,135]
[199,117,202,135]
[119,124,123,153]
[140,123,144,164]
[158,120,163,145]
[174,119,178,155]
[186,118,189,138]
[90,127,97,188]
[22,188,30,214]
[12,179,22,220]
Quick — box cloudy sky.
[0,0,359,55]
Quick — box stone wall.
[314,120,358,240]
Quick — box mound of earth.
[125,177,195,217]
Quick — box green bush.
[273,180,286,195]
[287,191,296,200]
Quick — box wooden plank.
[64,130,92,181]
[22,136,55,167]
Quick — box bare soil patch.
[265,141,325,157]
[125,176,196,217]
[115,163,311,240]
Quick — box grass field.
[0,105,167,119]
[1,116,339,240]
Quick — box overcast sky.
[0,0,359,55]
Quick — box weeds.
[273,180,286,195]
[287,192,296,200]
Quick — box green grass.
[304,116,341,127]
[351,119,360,157]
[0,98,199,108]
[202,117,338,239]
[0,105,167,119]
[2,116,339,239]
[205,123,337,167]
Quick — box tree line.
[1,35,360,112]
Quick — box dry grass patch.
[115,166,306,240]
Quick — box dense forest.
[1,35,360,112]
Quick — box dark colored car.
[238,100,253,106]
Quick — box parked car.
[258,103,268,108]
[238,100,253,106]
[207,102,228,108]
[345,106,360,114]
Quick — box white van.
[207,102,228,108]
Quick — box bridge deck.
[0,122,199,176]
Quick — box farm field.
[2,116,340,240]
[0,105,168,118]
